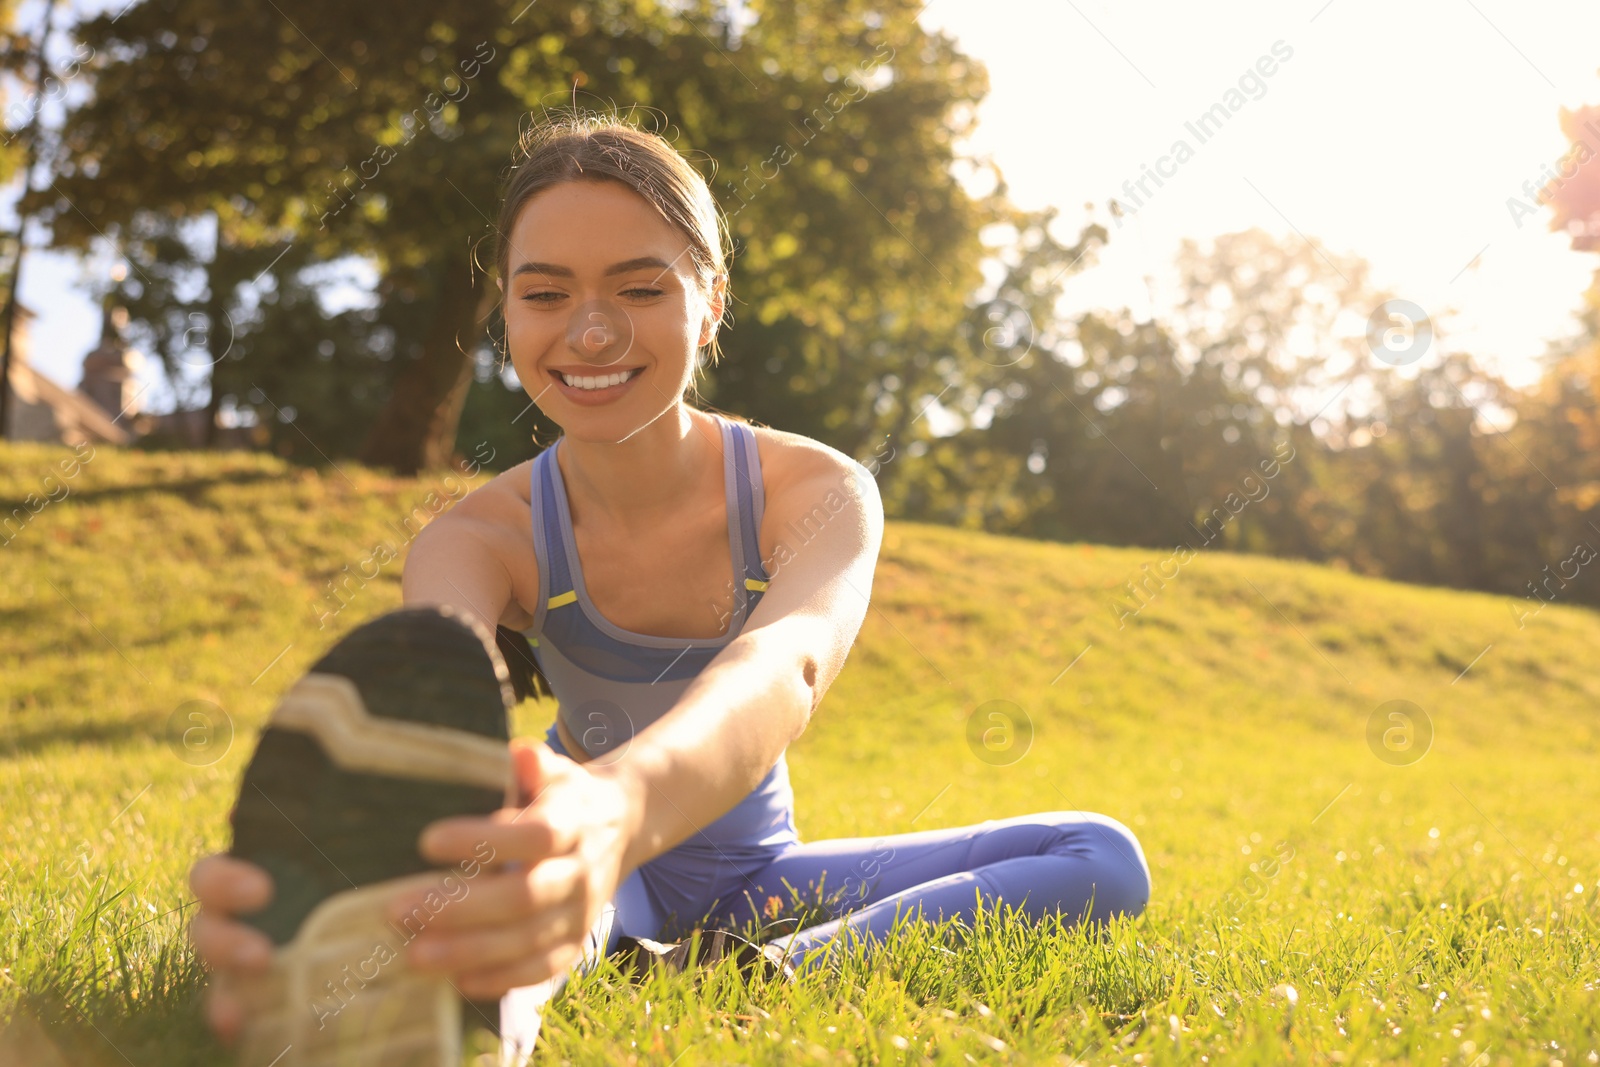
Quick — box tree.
[45,0,998,473]
[898,226,1387,552]
[0,0,65,438]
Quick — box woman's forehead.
[511,187,690,274]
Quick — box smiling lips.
[547,365,645,403]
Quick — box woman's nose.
[566,297,635,367]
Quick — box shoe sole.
[227,607,515,1067]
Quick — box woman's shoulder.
[444,457,538,522]
[724,416,884,593]
[730,415,879,512]
[728,415,834,475]
[409,459,542,631]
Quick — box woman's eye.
[520,289,660,303]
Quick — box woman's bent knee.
[1042,810,1152,919]
[1095,816,1152,917]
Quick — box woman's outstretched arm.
[400,467,540,631]
[593,446,885,873]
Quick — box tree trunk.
[201,244,239,448]
[0,1,57,441]
[360,260,482,475]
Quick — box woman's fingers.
[190,910,275,972]
[387,857,584,934]
[419,743,599,865]
[418,806,569,867]
[451,941,585,1001]
[205,983,245,1046]
[189,854,276,1043]
[189,853,273,914]
[405,903,583,976]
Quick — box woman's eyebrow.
[511,255,673,279]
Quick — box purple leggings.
[576,808,1152,975]
[702,810,1152,971]
[500,808,1151,1052]
[539,723,1152,974]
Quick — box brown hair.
[494,113,733,382]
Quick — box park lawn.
[1,439,1596,1066]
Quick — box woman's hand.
[187,854,276,1044]
[386,738,642,998]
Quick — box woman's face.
[500,179,723,441]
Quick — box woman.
[188,115,1153,1065]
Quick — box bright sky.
[917,0,1600,393]
[9,0,1600,407]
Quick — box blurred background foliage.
[2,0,1599,608]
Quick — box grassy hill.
[2,441,1597,1065]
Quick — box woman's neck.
[556,405,720,532]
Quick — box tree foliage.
[42,0,1008,473]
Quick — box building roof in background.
[3,298,133,446]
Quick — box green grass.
[1,439,1597,1066]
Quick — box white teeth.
[559,369,636,390]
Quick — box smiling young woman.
[186,113,1152,1067]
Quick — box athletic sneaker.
[611,930,797,984]
[224,605,524,1067]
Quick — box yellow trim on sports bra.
[547,590,578,609]
[744,578,770,592]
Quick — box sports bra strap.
[526,444,562,640]
[725,418,770,616]
[525,412,771,645]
